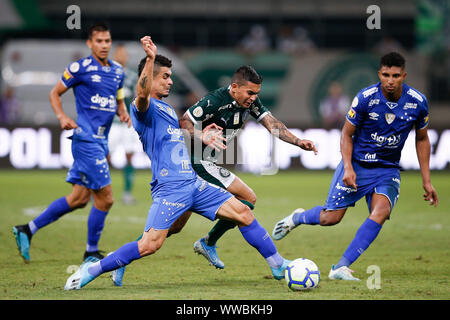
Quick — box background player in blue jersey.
[272,52,439,280]
[13,23,131,263]
[64,36,292,290]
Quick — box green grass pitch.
[0,169,449,300]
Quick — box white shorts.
[192,160,236,189]
[108,122,142,154]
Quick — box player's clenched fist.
[140,36,157,60]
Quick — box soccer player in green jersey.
[179,65,317,269]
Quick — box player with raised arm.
[12,23,130,263]
[179,66,317,269]
[64,36,292,290]
[272,52,439,280]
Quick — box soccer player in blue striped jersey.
[13,23,131,263]
[64,36,292,290]
[272,52,439,280]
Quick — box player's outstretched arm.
[49,80,77,130]
[341,120,357,190]
[415,127,439,207]
[135,36,157,112]
[260,113,317,154]
[179,114,226,151]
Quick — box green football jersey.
[186,86,270,162]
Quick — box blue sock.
[239,219,278,259]
[88,241,141,277]
[336,218,382,268]
[30,197,72,234]
[292,206,322,226]
[86,206,108,252]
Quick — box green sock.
[135,234,143,241]
[124,164,135,192]
[206,199,254,246]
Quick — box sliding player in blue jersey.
[13,23,131,263]
[64,36,291,290]
[272,52,439,280]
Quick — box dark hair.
[380,52,405,69]
[138,54,172,76]
[87,22,110,39]
[232,65,263,86]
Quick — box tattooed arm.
[260,113,317,154]
[135,36,157,112]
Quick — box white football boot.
[272,208,304,240]
[328,265,360,281]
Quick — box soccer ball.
[285,258,320,291]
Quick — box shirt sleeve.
[249,98,271,122]
[416,97,430,130]
[345,92,366,127]
[60,61,82,88]
[186,95,218,124]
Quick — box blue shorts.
[324,160,400,213]
[66,139,111,190]
[145,178,233,231]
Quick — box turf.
[0,169,449,300]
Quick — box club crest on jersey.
[233,112,240,125]
[386,102,398,109]
[385,113,396,124]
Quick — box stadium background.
[0,0,449,173]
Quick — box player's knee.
[138,239,163,256]
[237,206,255,227]
[68,194,90,209]
[320,211,343,226]
[247,191,257,206]
[103,195,114,210]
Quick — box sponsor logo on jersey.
[91,94,116,108]
[362,87,378,98]
[160,168,168,177]
[369,112,379,120]
[386,102,398,109]
[364,153,377,161]
[347,108,356,119]
[167,125,182,136]
[351,96,359,108]
[407,88,423,102]
[385,113,396,124]
[63,69,73,80]
[403,102,417,110]
[82,58,92,67]
[392,177,400,184]
[368,99,379,107]
[251,105,261,117]
[371,132,401,146]
[86,65,98,72]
